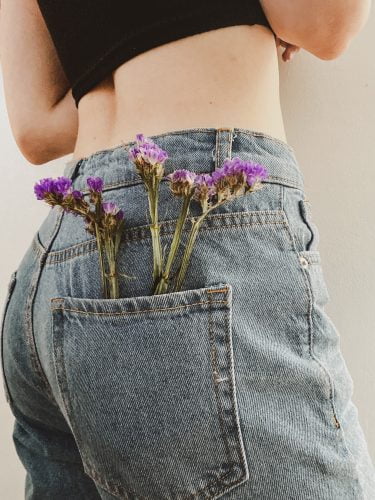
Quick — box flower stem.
[104,233,120,299]
[172,199,229,293]
[173,214,205,292]
[154,193,193,295]
[147,177,163,289]
[95,223,109,299]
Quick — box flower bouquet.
[34,134,269,298]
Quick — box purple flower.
[166,169,197,196]
[115,209,124,221]
[34,177,56,200]
[86,176,104,193]
[210,157,269,202]
[54,176,73,196]
[102,201,122,216]
[216,157,269,187]
[128,134,168,171]
[71,190,84,200]
[192,173,217,208]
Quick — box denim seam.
[45,220,289,265]
[215,128,220,170]
[1,270,18,405]
[280,196,345,433]
[83,456,247,499]
[228,129,233,159]
[302,258,365,498]
[51,309,79,439]
[235,128,295,153]
[74,127,295,166]
[32,233,46,257]
[72,176,302,195]
[50,299,228,316]
[207,286,249,489]
[24,208,65,405]
[43,211,289,265]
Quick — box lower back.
[72,24,287,160]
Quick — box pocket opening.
[298,199,320,252]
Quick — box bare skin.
[72,25,294,161]
[0,0,371,165]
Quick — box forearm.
[0,0,78,163]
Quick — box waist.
[65,128,304,194]
[72,25,287,161]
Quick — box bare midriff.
[72,24,288,161]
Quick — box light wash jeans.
[1,128,375,499]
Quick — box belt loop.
[63,158,84,182]
[215,128,234,170]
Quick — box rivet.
[299,256,309,268]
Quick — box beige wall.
[1,11,374,497]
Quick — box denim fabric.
[1,127,375,499]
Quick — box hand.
[275,36,301,62]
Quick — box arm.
[260,0,372,60]
[0,0,78,165]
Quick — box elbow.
[15,130,52,165]
[315,0,372,61]
[15,126,73,165]
[313,39,351,61]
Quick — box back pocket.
[50,282,249,499]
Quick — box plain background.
[0,11,374,497]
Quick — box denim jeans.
[1,128,375,499]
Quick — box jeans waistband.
[63,127,305,193]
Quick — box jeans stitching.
[52,285,248,498]
[50,298,228,316]
[281,201,343,430]
[43,211,289,264]
[45,220,288,265]
[1,270,17,404]
[24,208,65,403]
[71,175,303,195]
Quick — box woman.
[1,1,374,498]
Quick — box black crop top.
[36,1,272,108]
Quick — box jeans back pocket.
[50,282,249,499]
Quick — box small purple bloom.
[87,176,104,193]
[54,176,73,196]
[166,169,197,196]
[34,177,56,200]
[192,173,217,205]
[102,201,122,216]
[71,190,84,200]
[116,209,124,221]
[218,157,269,187]
[128,134,169,167]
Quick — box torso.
[72,24,287,160]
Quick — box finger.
[283,45,300,61]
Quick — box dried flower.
[165,169,197,197]
[87,176,104,193]
[128,133,168,181]
[128,134,168,286]
[192,173,217,210]
[211,157,269,202]
[34,175,126,299]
